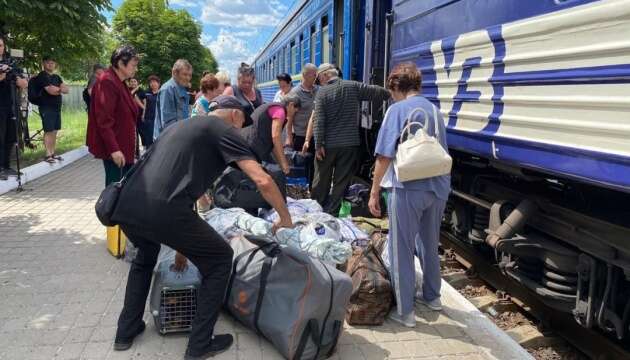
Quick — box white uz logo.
[428,27,505,136]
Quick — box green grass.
[12,108,87,168]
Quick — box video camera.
[0,49,25,79]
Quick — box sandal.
[44,155,56,163]
[52,154,64,161]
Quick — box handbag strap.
[398,121,425,145]
[399,105,441,144]
[116,145,155,187]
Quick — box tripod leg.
[9,78,23,191]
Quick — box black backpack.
[27,74,43,106]
[82,87,90,111]
[213,166,286,214]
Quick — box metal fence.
[61,84,86,110]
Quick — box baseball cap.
[317,63,335,76]
[208,95,245,112]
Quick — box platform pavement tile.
[81,341,112,359]
[358,342,391,360]
[56,343,88,360]
[237,331,262,350]
[335,344,367,360]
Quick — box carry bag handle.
[399,106,441,144]
[294,319,343,360]
[224,236,281,309]
[243,235,282,257]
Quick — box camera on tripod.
[0,49,25,78]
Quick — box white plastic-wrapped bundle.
[204,207,352,264]
[275,227,351,264]
[294,212,342,241]
[204,208,248,234]
[264,203,369,248]
[261,198,323,222]
[337,218,369,248]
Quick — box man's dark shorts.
[40,106,62,132]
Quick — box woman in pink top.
[241,95,299,175]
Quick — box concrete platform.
[0,157,532,359]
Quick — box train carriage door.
[334,0,362,79]
[360,0,374,129]
[334,0,345,72]
[342,0,353,79]
[362,0,374,85]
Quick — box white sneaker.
[416,297,443,311]
[388,310,416,328]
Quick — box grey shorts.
[40,106,61,132]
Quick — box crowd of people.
[1,39,451,358]
[84,44,450,359]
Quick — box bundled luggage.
[285,149,311,179]
[213,167,286,214]
[345,234,393,325]
[205,207,353,264]
[225,235,352,360]
[342,183,388,218]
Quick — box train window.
[291,40,298,74]
[269,59,273,80]
[322,15,330,63]
[299,34,305,72]
[310,25,317,64]
[280,50,284,75]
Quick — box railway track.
[440,231,630,360]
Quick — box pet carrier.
[149,258,202,334]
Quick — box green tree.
[112,0,218,88]
[0,0,112,75]
[60,30,118,82]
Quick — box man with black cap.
[110,95,293,359]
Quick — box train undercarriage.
[442,150,630,343]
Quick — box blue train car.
[390,0,630,193]
[390,0,630,341]
[255,0,630,342]
[253,0,391,102]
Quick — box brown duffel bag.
[345,234,393,325]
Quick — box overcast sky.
[108,0,297,77]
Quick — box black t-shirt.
[142,90,158,124]
[243,102,284,161]
[35,71,63,109]
[0,79,11,109]
[113,116,256,225]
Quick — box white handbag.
[393,105,452,182]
